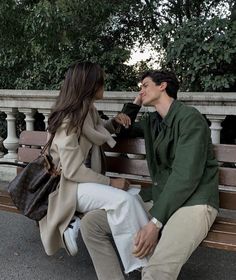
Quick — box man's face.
[140,77,165,106]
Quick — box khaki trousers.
[80,205,217,280]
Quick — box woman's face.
[94,85,104,100]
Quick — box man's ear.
[160,81,167,90]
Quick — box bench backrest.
[17,131,236,211]
[213,145,236,210]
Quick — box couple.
[39,61,219,280]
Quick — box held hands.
[113,113,131,128]
[133,221,160,258]
[110,178,130,191]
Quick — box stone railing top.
[0,90,57,110]
[179,92,236,104]
[0,90,236,115]
[0,90,235,100]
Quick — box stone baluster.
[20,108,36,131]
[38,109,51,131]
[206,115,226,144]
[2,108,19,160]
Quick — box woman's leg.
[77,182,149,273]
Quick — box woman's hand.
[113,113,131,128]
[110,178,130,191]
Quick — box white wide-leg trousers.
[76,183,149,273]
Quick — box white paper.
[127,185,141,195]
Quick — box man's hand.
[110,178,130,191]
[133,221,160,258]
[133,93,143,106]
[113,113,131,128]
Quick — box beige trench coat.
[39,107,116,255]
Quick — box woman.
[39,61,149,274]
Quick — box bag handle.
[41,133,55,156]
[41,133,61,174]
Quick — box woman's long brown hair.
[48,61,104,135]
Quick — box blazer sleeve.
[54,126,110,185]
[117,103,144,138]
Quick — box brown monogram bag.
[8,134,61,221]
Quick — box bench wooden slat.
[219,167,236,187]
[104,138,146,155]
[128,179,152,188]
[18,147,42,163]
[0,195,13,205]
[0,190,9,197]
[106,157,150,177]
[219,190,236,210]
[211,217,236,232]
[105,176,152,188]
[0,203,20,213]
[202,231,236,251]
[211,221,236,235]
[214,216,236,226]
[201,217,236,251]
[0,190,14,204]
[214,144,236,163]
[19,130,48,146]
[0,190,18,211]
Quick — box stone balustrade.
[0,90,236,163]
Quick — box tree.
[135,0,236,91]
[0,0,235,91]
[0,0,141,90]
[161,17,236,91]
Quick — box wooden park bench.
[0,130,236,252]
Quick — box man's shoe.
[63,217,81,256]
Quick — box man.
[80,70,219,280]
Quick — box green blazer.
[120,100,219,225]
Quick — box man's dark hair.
[140,70,180,99]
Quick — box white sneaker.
[63,217,81,256]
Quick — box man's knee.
[80,209,110,238]
[80,211,98,236]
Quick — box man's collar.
[162,100,182,127]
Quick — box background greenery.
[0,0,235,91]
[0,0,236,147]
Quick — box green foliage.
[138,0,236,91]
[0,0,235,91]
[0,0,140,90]
[160,17,236,91]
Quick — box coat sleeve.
[150,112,210,224]
[54,126,110,185]
[103,119,118,134]
[96,108,117,134]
